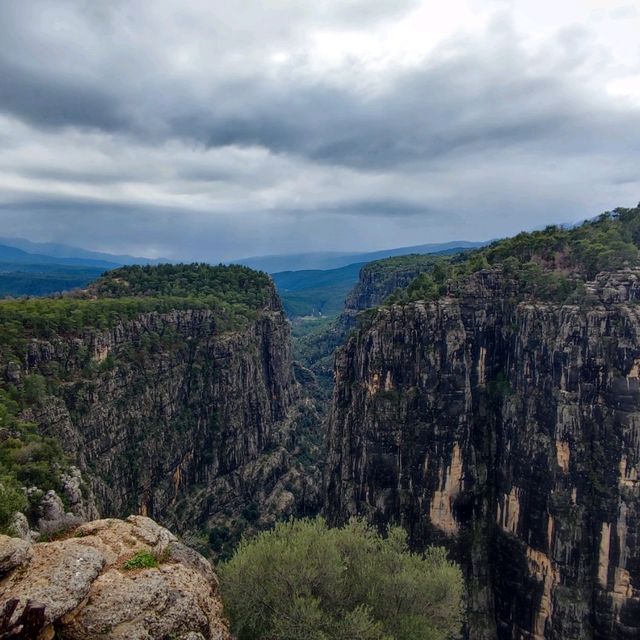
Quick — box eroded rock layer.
[325,268,640,639]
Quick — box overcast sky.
[0,0,639,261]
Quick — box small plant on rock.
[122,551,159,570]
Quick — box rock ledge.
[0,515,230,640]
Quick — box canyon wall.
[9,285,320,544]
[341,254,440,330]
[325,268,640,639]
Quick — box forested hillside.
[389,206,640,305]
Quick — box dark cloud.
[0,59,126,131]
[284,199,440,218]
[2,11,636,174]
[0,1,638,258]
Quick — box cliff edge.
[0,516,230,640]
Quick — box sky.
[0,0,639,262]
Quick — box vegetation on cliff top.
[0,264,274,363]
[386,205,640,305]
[346,254,448,309]
[0,264,275,534]
[220,516,463,640]
[91,263,271,303]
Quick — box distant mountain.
[271,243,482,318]
[0,244,119,269]
[0,238,170,298]
[272,262,365,317]
[237,241,486,273]
[0,237,166,267]
[0,264,105,298]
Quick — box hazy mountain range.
[0,237,166,268]
[238,240,485,272]
[0,238,165,298]
[0,236,484,303]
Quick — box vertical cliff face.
[326,269,640,639]
[3,268,321,546]
[27,306,290,514]
[341,254,443,330]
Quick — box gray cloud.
[0,1,638,259]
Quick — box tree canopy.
[385,205,640,305]
[220,517,464,640]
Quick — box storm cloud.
[0,0,639,260]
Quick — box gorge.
[2,208,640,638]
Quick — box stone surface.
[0,537,104,626]
[6,512,31,541]
[36,490,84,537]
[0,516,230,640]
[326,268,640,639]
[0,535,31,575]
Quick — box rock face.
[0,516,230,639]
[341,254,439,330]
[325,268,640,639]
[15,289,319,541]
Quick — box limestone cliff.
[0,516,230,639]
[326,268,640,639]
[341,253,444,331]
[1,266,321,551]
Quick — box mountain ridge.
[238,240,486,272]
[0,236,167,266]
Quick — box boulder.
[0,535,32,575]
[0,516,230,640]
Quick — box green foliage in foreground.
[219,517,464,640]
[0,475,27,532]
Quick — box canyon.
[2,210,640,638]
[0,266,321,556]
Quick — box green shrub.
[0,475,27,532]
[219,517,464,640]
[241,502,260,523]
[122,551,159,570]
[208,525,231,551]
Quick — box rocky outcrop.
[326,268,640,639]
[0,516,230,639]
[341,254,442,330]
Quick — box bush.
[122,551,159,570]
[0,475,27,532]
[219,517,464,640]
